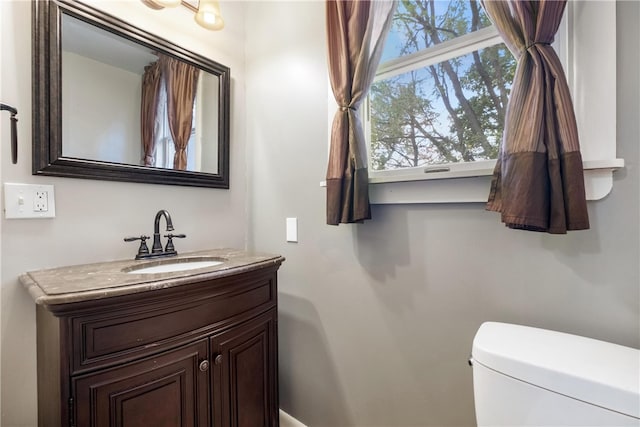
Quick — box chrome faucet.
[124,210,186,260]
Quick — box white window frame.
[365,23,504,178]
[344,1,623,204]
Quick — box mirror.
[33,0,230,188]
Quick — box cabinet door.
[211,310,278,427]
[73,339,210,427]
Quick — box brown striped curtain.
[141,61,162,166]
[325,0,396,225]
[159,55,200,170]
[481,0,589,233]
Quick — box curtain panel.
[141,61,162,166]
[481,0,589,234]
[325,0,396,225]
[160,55,200,171]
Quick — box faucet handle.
[124,235,150,259]
[163,233,186,253]
[124,235,150,242]
[164,233,186,239]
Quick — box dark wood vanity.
[21,249,284,427]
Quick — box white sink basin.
[125,258,225,274]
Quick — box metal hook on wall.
[0,103,18,164]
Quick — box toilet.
[471,322,640,426]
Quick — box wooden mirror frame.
[33,0,231,188]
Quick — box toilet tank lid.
[472,322,640,419]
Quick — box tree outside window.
[369,0,516,171]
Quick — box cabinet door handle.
[199,360,210,372]
[214,354,223,365]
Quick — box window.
[359,0,621,203]
[368,0,513,172]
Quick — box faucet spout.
[152,210,174,253]
[154,210,174,233]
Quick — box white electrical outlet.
[34,191,49,212]
[4,183,56,219]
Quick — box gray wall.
[246,1,639,426]
[1,0,637,426]
[0,1,247,425]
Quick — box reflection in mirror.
[62,15,219,173]
[33,0,230,188]
[61,13,219,174]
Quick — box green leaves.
[370,0,516,170]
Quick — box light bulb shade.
[195,0,224,30]
[154,0,182,7]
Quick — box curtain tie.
[526,41,551,51]
[339,105,354,112]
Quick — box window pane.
[370,44,515,170]
[381,0,493,63]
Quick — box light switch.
[4,183,56,219]
[286,217,298,242]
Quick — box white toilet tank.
[471,322,640,427]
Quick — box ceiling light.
[195,0,224,31]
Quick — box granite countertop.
[20,248,284,306]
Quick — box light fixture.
[142,0,225,31]
[149,0,182,8]
[195,0,224,31]
[141,0,164,10]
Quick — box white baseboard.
[280,409,307,427]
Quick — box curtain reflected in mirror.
[61,13,220,174]
[162,54,199,170]
[141,61,161,166]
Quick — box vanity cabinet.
[28,256,282,427]
[73,339,211,427]
[211,310,278,427]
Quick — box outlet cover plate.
[4,183,56,219]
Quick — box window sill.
[368,159,624,184]
[320,158,624,205]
